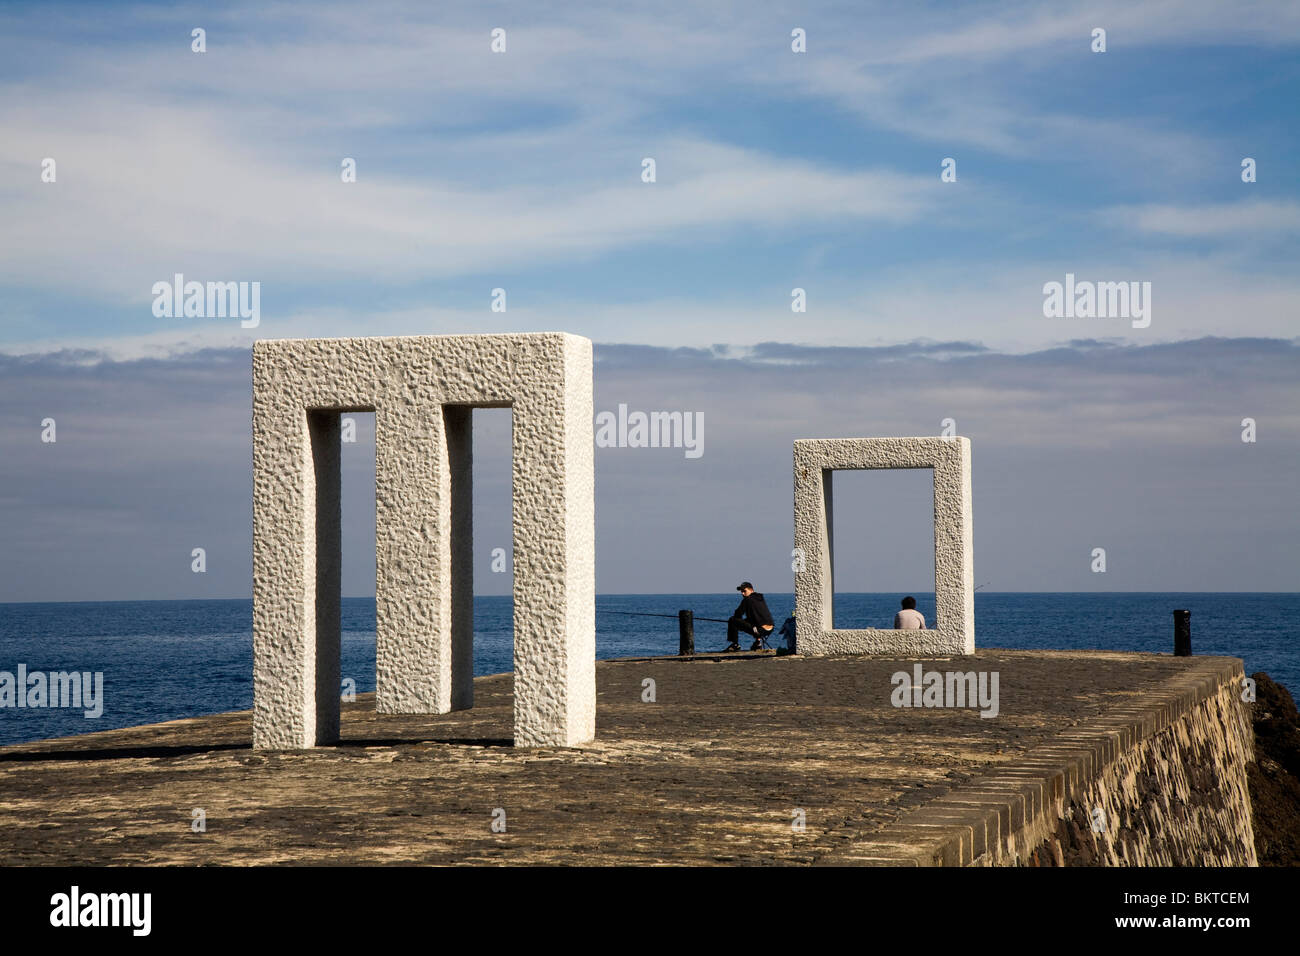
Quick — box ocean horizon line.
[1,590,1296,607]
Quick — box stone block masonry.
[820,655,1256,866]
[251,333,595,750]
[0,651,1254,866]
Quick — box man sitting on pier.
[894,595,926,630]
[726,582,775,651]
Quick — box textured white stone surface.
[252,333,595,749]
[793,437,974,656]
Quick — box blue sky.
[1,0,1297,354]
[0,1,1297,599]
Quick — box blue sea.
[0,593,1295,746]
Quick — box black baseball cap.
[736,581,754,591]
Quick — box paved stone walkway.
[0,650,1218,865]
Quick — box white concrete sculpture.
[793,437,974,656]
[252,333,595,750]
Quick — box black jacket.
[734,591,774,628]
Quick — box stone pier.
[0,650,1255,866]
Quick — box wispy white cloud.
[857,0,1300,66]
[4,254,1297,360]
[0,88,934,303]
[1099,199,1300,238]
[0,0,1297,353]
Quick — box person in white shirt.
[894,595,925,629]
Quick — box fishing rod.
[602,609,733,625]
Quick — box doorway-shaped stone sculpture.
[252,333,595,749]
[793,437,974,656]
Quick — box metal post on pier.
[1173,609,1191,656]
[678,610,695,656]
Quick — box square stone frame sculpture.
[252,332,594,750]
[793,437,974,656]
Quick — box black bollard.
[678,609,695,656]
[1173,609,1191,656]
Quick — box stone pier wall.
[1018,668,1255,866]
[826,656,1257,866]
